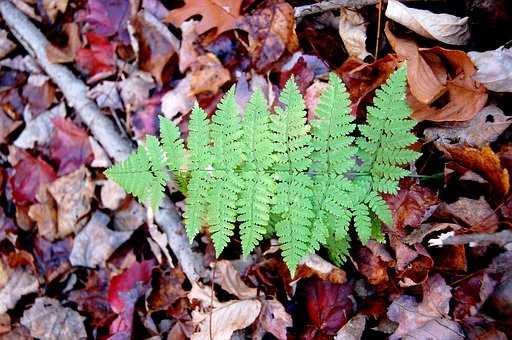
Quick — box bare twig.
[294,0,445,19]
[429,230,512,248]
[0,0,204,283]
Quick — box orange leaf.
[165,0,243,37]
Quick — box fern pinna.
[105,65,419,273]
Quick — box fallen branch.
[429,230,512,248]
[0,0,204,283]
[294,0,445,19]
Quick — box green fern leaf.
[238,90,275,256]
[208,87,244,255]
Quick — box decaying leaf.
[295,254,347,284]
[69,211,133,268]
[41,0,68,23]
[214,260,257,299]
[132,10,178,85]
[75,32,116,82]
[48,166,94,237]
[388,274,464,340]
[21,297,87,340]
[390,235,433,287]
[0,29,16,59]
[385,25,487,121]
[161,76,195,119]
[237,3,299,72]
[14,103,66,149]
[385,0,470,45]
[118,71,155,112]
[28,186,58,241]
[100,179,126,211]
[0,267,38,313]
[45,23,81,64]
[88,81,123,110]
[85,0,132,43]
[468,46,512,93]
[22,74,56,114]
[437,144,510,197]
[437,197,499,233]
[165,0,243,37]
[334,314,366,340]
[113,199,145,231]
[338,8,370,60]
[254,299,292,340]
[424,105,511,147]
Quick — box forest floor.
[0,0,512,339]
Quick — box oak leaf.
[165,0,243,36]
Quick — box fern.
[105,65,420,273]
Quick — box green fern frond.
[310,73,356,251]
[183,104,211,240]
[271,78,313,273]
[238,90,275,256]
[144,135,168,209]
[208,87,244,255]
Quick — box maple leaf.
[165,0,243,36]
[75,32,116,82]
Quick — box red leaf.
[107,260,155,337]
[85,0,131,43]
[9,151,56,205]
[49,118,93,176]
[302,278,353,339]
[75,32,116,81]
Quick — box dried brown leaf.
[338,8,370,60]
[468,47,512,92]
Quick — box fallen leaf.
[437,197,499,233]
[0,313,10,334]
[28,186,58,241]
[385,0,470,45]
[100,180,126,211]
[295,254,347,284]
[48,166,94,237]
[49,118,93,176]
[189,53,231,95]
[21,297,87,340]
[302,278,354,339]
[75,32,116,82]
[85,0,132,43]
[387,274,464,340]
[338,8,370,60]
[453,272,496,320]
[70,211,133,268]
[437,144,510,198]
[214,260,257,299]
[403,222,461,245]
[89,137,111,168]
[0,267,38,313]
[68,269,114,327]
[0,29,16,59]
[334,314,366,340]
[108,260,154,337]
[133,10,178,85]
[41,0,68,23]
[165,0,243,36]
[279,56,316,95]
[9,150,57,205]
[424,105,511,147]
[113,198,145,231]
[191,299,261,340]
[87,81,123,110]
[147,267,187,311]
[384,179,439,234]
[14,103,66,149]
[118,71,155,112]
[0,109,21,144]
[336,54,400,116]
[161,76,195,119]
[45,23,81,64]
[253,299,292,340]
[385,25,487,121]
[468,46,512,92]
[390,235,433,287]
[22,74,56,114]
[33,236,72,282]
[129,94,161,140]
[354,246,390,287]
[237,3,299,73]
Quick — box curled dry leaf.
[468,47,512,92]
[14,103,66,149]
[354,245,391,287]
[70,211,133,268]
[132,10,178,85]
[390,235,433,287]
[254,299,292,340]
[45,23,81,64]
[437,144,510,198]
[385,0,470,45]
[21,297,87,340]
[165,0,243,37]
[237,3,299,73]
[338,8,370,60]
[385,25,487,121]
[0,266,38,313]
[213,260,257,299]
[437,197,499,233]
[424,105,511,147]
[388,274,464,340]
[48,166,94,237]
[295,254,347,284]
